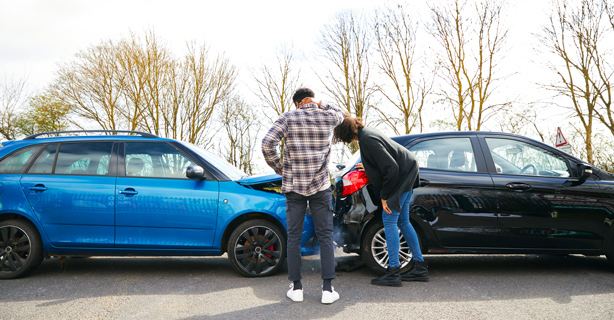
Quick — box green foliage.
[15,93,71,137]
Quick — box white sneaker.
[321,287,339,304]
[286,284,303,302]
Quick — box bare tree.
[252,45,301,121]
[52,39,123,131]
[429,0,511,131]
[497,105,549,142]
[373,4,434,135]
[0,75,28,140]
[251,45,301,162]
[590,0,614,142]
[219,97,261,175]
[319,9,375,152]
[179,42,236,147]
[539,0,605,164]
[50,30,236,146]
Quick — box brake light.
[341,170,370,197]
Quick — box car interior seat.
[449,149,466,170]
[427,153,441,169]
[126,157,145,176]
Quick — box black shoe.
[371,266,402,287]
[401,261,429,282]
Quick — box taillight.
[341,170,370,197]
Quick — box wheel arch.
[220,212,287,254]
[0,212,39,228]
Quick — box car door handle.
[419,179,430,187]
[28,184,48,192]
[506,183,531,191]
[119,188,138,196]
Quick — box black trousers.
[285,189,336,281]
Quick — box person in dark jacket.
[333,116,429,286]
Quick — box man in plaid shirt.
[262,88,346,304]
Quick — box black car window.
[409,138,477,172]
[54,142,113,175]
[485,138,570,177]
[125,142,196,179]
[28,144,58,174]
[0,145,43,174]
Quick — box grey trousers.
[285,189,336,281]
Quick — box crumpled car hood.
[236,174,281,185]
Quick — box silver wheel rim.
[371,227,413,269]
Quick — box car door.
[115,141,219,249]
[20,142,117,247]
[481,136,605,249]
[407,135,499,247]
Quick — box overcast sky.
[1,0,550,93]
[0,0,380,90]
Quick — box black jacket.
[357,127,419,212]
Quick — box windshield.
[344,151,361,169]
[332,151,361,179]
[181,142,247,180]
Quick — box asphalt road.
[2,251,614,319]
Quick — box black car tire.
[361,219,416,275]
[227,219,286,277]
[0,219,44,280]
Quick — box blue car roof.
[0,134,175,156]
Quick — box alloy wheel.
[0,225,31,274]
[370,228,413,269]
[232,225,283,275]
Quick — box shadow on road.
[2,253,613,319]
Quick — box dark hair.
[292,88,315,105]
[333,116,364,144]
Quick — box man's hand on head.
[298,97,321,108]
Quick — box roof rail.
[24,130,158,140]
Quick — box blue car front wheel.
[227,219,286,277]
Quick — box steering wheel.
[519,164,538,175]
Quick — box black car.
[332,131,614,274]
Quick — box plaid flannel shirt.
[262,102,346,196]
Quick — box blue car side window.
[54,142,113,175]
[28,144,58,174]
[125,142,196,179]
[0,145,43,173]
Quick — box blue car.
[0,130,317,279]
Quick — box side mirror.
[186,165,206,180]
[564,163,593,187]
[578,163,593,182]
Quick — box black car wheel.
[227,219,286,277]
[0,220,44,279]
[361,219,415,275]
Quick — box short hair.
[292,88,315,104]
[333,116,364,144]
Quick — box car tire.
[361,219,416,275]
[0,219,44,280]
[227,219,286,277]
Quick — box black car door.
[480,135,605,250]
[407,135,499,248]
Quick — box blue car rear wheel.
[0,220,44,279]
